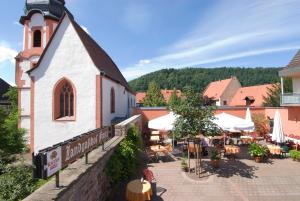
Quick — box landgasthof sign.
[46,147,62,177]
[61,127,109,168]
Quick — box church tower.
[16,0,68,149]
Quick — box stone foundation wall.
[23,115,141,201]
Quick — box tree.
[263,84,281,107]
[170,86,220,139]
[0,87,26,159]
[252,113,270,137]
[167,88,181,108]
[143,81,165,107]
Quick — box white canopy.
[244,107,255,132]
[213,113,255,132]
[272,110,285,143]
[148,112,177,131]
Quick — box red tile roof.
[229,84,274,107]
[136,90,182,104]
[203,77,234,100]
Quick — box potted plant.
[181,157,189,172]
[210,149,221,168]
[248,143,268,163]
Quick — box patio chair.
[143,169,157,197]
[281,145,289,158]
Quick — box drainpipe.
[280,77,284,95]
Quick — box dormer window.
[33,30,41,47]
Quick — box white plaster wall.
[20,117,30,143]
[292,77,300,93]
[31,16,99,153]
[102,77,133,126]
[20,60,31,87]
[21,89,31,116]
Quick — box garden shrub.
[106,125,142,185]
[289,150,300,161]
[0,164,36,201]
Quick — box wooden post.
[55,172,60,188]
[187,140,190,173]
[85,152,88,164]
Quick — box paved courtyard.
[149,152,300,201]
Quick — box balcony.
[281,93,300,106]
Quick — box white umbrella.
[148,112,178,149]
[245,107,252,122]
[272,110,285,143]
[213,113,254,132]
[243,107,255,132]
[148,112,177,131]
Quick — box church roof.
[27,13,134,94]
[20,0,69,24]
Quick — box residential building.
[16,0,135,153]
[204,77,274,107]
[136,89,181,107]
[203,76,241,106]
[279,50,300,106]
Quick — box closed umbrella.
[272,110,285,143]
[243,107,255,132]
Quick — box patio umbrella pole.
[188,140,190,173]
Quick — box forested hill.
[128,67,282,92]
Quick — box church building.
[16,0,135,153]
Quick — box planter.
[182,166,189,172]
[211,159,220,168]
[254,156,263,163]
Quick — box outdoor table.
[224,145,240,154]
[240,136,253,144]
[126,180,152,201]
[150,145,168,153]
[267,145,282,155]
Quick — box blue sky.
[1,0,300,85]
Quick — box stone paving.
[149,152,300,201]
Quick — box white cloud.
[0,43,17,64]
[122,0,300,80]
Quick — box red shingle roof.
[203,77,234,100]
[136,90,182,104]
[229,84,274,107]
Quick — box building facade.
[16,0,135,153]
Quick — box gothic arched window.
[110,88,115,113]
[53,79,76,120]
[33,30,42,47]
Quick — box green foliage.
[106,125,142,185]
[210,149,221,160]
[129,67,287,92]
[171,86,221,139]
[181,157,188,168]
[289,150,300,161]
[248,143,268,157]
[143,81,165,107]
[0,164,37,201]
[167,89,181,108]
[0,87,26,158]
[263,84,281,107]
